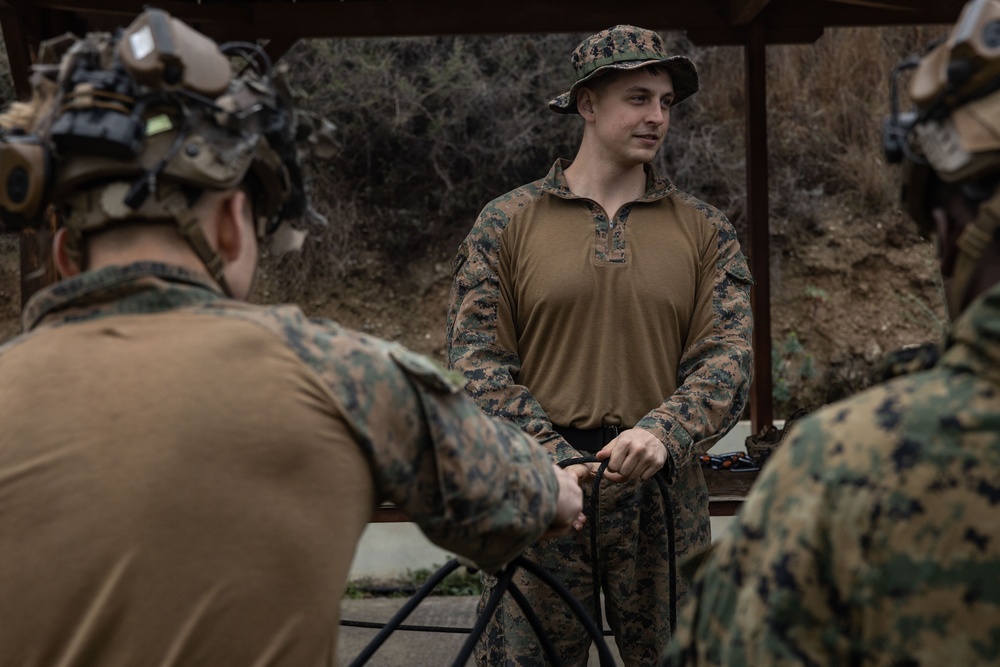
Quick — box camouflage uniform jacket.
[448,159,753,550]
[4,262,559,567]
[664,283,1000,667]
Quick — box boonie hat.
[549,25,699,114]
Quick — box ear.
[214,189,252,263]
[52,227,81,278]
[577,88,597,120]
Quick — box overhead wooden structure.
[0,0,968,433]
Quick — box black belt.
[553,424,626,453]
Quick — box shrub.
[273,25,946,277]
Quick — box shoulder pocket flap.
[723,255,754,286]
[389,346,467,395]
[454,252,492,290]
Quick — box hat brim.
[548,55,699,114]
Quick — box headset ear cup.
[0,136,52,230]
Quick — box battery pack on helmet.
[118,8,230,97]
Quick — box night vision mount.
[882,0,1000,170]
[0,7,304,237]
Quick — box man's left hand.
[596,428,667,483]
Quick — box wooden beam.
[728,0,772,25]
[688,24,824,45]
[28,0,732,39]
[17,0,967,43]
[745,20,773,432]
[766,0,964,29]
[263,36,300,65]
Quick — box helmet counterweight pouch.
[0,134,52,230]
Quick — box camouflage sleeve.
[260,306,560,573]
[382,345,561,572]
[634,208,754,473]
[446,200,579,463]
[665,372,1000,666]
[662,414,848,667]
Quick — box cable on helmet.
[0,7,323,295]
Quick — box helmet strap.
[160,188,232,296]
[62,181,233,296]
[949,189,1000,319]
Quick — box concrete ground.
[337,424,776,665]
[338,595,624,666]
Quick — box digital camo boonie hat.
[549,25,699,114]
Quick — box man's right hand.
[541,464,587,538]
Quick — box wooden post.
[745,20,773,432]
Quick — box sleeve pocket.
[723,255,754,287]
[453,251,492,291]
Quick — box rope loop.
[345,453,677,666]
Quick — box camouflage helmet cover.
[548,25,699,114]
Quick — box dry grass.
[658,25,946,239]
[271,26,949,288]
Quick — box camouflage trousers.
[474,476,677,667]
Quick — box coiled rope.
[556,455,677,637]
[344,455,677,666]
[346,555,617,667]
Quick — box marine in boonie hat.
[549,24,699,114]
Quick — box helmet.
[883,0,1000,317]
[0,8,315,289]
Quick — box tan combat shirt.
[494,164,718,430]
[448,160,754,560]
[0,262,559,666]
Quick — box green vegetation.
[772,331,816,413]
[345,564,484,599]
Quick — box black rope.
[343,456,678,665]
[654,472,677,633]
[557,455,609,628]
[339,619,470,634]
[557,455,677,635]
[514,556,618,667]
[341,612,613,636]
[347,559,462,666]
[450,565,518,667]
[344,555,618,667]
[507,581,563,665]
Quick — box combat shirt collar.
[540,158,675,202]
[23,262,224,332]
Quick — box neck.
[564,147,648,217]
[87,235,207,275]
